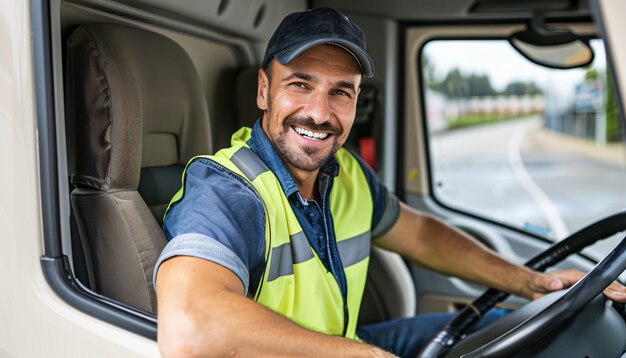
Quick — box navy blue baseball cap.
[262,7,375,78]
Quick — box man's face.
[257,44,361,173]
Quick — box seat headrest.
[66,23,211,191]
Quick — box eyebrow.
[336,80,357,93]
[283,72,357,93]
[283,72,312,82]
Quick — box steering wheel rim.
[417,210,626,358]
[455,232,626,357]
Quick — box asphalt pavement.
[430,115,626,259]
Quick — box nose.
[303,91,331,125]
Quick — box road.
[430,116,626,259]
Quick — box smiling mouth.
[293,126,330,141]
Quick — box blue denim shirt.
[155,119,399,297]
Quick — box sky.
[422,39,607,105]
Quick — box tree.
[433,68,542,97]
[422,54,439,91]
[439,68,470,98]
[584,68,599,81]
[605,69,622,142]
[503,81,543,96]
[468,74,497,96]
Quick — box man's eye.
[290,82,308,89]
[334,89,351,97]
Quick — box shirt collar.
[247,119,339,201]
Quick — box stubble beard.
[266,105,343,172]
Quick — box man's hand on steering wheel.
[524,269,626,302]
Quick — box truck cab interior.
[36,0,626,356]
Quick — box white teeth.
[294,126,329,140]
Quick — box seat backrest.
[65,22,211,312]
[235,67,262,128]
[210,67,262,150]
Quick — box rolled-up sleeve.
[372,189,400,238]
[352,153,400,239]
[154,158,266,295]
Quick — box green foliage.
[605,69,622,142]
[439,68,470,98]
[503,81,543,95]
[433,67,541,97]
[584,68,599,81]
[468,73,498,96]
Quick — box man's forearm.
[157,256,394,358]
[414,214,538,297]
[376,205,537,298]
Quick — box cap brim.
[274,38,375,78]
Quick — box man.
[155,7,626,357]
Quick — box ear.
[257,68,269,111]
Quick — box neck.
[288,166,319,201]
[258,118,321,201]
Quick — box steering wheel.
[418,210,626,358]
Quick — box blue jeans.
[356,309,508,358]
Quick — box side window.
[421,39,625,242]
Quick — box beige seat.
[210,67,262,151]
[65,22,211,312]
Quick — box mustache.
[284,116,342,136]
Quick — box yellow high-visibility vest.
[168,127,373,338]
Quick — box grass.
[446,113,521,130]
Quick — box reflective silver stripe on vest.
[268,231,370,281]
[338,232,371,267]
[231,147,270,181]
[267,232,314,282]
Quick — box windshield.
[421,39,626,259]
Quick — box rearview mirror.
[509,25,594,69]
